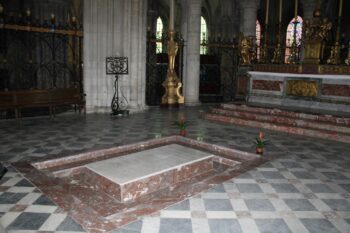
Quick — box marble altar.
[247,71,350,115]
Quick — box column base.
[185,101,201,106]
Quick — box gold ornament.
[161,30,184,105]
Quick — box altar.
[247,71,350,115]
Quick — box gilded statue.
[303,17,332,41]
[161,30,184,105]
[167,36,178,75]
[239,35,254,65]
[318,19,332,40]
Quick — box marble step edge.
[209,107,350,135]
[203,113,350,144]
[220,103,350,126]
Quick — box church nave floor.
[0,107,349,233]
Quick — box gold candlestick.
[169,0,175,31]
[262,0,270,63]
[327,0,343,65]
[279,0,282,23]
[272,0,283,64]
[288,0,299,64]
[265,0,270,25]
[345,41,350,65]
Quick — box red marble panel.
[252,80,282,91]
[203,113,350,144]
[212,156,241,167]
[209,108,350,134]
[322,84,350,97]
[220,103,350,126]
[68,167,122,202]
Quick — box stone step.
[220,103,350,126]
[203,113,350,144]
[210,107,350,135]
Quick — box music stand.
[106,57,129,116]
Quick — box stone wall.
[83,0,147,113]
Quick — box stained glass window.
[256,20,261,61]
[200,16,208,55]
[156,17,163,54]
[285,16,303,63]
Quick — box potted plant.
[174,117,188,136]
[254,131,267,155]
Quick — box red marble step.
[220,103,350,126]
[203,113,350,144]
[210,108,350,135]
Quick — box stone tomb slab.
[15,136,264,232]
[78,144,214,202]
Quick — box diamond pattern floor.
[0,106,349,233]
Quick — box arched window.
[256,20,261,61]
[156,17,163,54]
[200,16,208,55]
[285,16,303,63]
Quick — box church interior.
[0,0,349,232]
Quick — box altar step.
[202,104,350,143]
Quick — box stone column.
[84,0,147,113]
[180,0,188,98]
[236,0,259,101]
[302,0,318,20]
[239,0,259,36]
[183,0,201,105]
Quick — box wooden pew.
[0,88,85,120]
[15,90,52,118]
[50,88,86,115]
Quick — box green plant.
[174,118,187,130]
[254,131,268,148]
[254,137,267,148]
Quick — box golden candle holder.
[272,43,282,64]
[288,41,299,64]
[327,0,343,65]
[345,42,350,65]
[327,43,341,65]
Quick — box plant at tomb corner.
[254,131,267,155]
[174,116,188,137]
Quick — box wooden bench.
[0,88,85,120]
[50,88,85,115]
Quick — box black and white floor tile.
[0,107,349,233]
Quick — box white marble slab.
[248,71,350,81]
[86,144,213,185]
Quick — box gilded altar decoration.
[327,0,343,65]
[272,0,283,64]
[272,43,282,64]
[161,30,184,105]
[286,80,318,97]
[239,34,254,66]
[303,10,332,65]
[345,41,350,66]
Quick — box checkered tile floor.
[0,168,85,232]
[0,107,349,233]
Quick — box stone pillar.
[239,0,259,36]
[183,0,201,105]
[236,0,259,101]
[302,0,318,20]
[84,0,147,113]
[180,0,188,98]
